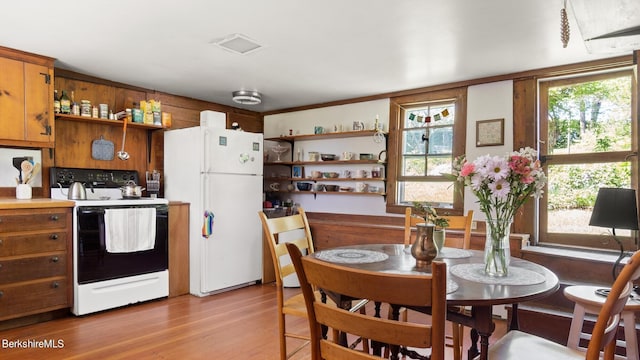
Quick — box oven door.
[75,204,169,284]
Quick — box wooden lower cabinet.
[0,206,72,321]
[169,202,189,297]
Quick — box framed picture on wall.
[292,165,304,179]
[476,118,504,147]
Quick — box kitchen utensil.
[67,182,87,200]
[92,136,115,160]
[120,180,145,198]
[12,157,30,183]
[20,160,33,183]
[296,182,312,191]
[24,162,41,184]
[117,119,130,160]
[359,153,375,160]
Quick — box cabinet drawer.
[0,210,68,233]
[0,231,67,257]
[0,278,68,320]
[0,253,67,285]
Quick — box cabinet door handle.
[50,215,59,221]
[0,290,3,297]
[0,239,3,245]
[51,256,59,263]
[50,234,59,240]
[51,282,59,289]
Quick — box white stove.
[51,167,169,315]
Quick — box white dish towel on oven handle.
[104,208,157,253]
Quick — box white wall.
[264,83,516,217]
[0,148,42,187]
[264,99,390,215]
[464,80,514,220]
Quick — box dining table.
[311,243,560,360]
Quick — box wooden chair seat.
[486,330,585,359]
[284,291,335,318]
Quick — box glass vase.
[411,223,438,269]
[483,219,511,277]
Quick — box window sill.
[522,244,629,266]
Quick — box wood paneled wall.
[0,69,263,197]
[36,70,262,196]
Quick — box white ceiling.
[0,0,636,113]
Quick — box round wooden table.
[311,244,560,360]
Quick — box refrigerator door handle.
[203,128,211,173]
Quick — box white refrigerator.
[164,113,263,297]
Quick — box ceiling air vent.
[213,34,263,55]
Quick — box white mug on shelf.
[356,182,368,192]
[356,169,368,178]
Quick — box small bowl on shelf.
[311,170,323,178]
[339,186,353,192]
[324,185,339,192]
[296,182,313,191]
[359,153,375,160]
[321,154,337,161]
[323,172,339,178]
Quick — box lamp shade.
[589,187,639,230]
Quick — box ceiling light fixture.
[232,90,262,105]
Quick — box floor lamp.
[588,187,639,296]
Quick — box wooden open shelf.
[55,114,165,130]
[265,130,385,142]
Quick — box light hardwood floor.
[0,283,506,359]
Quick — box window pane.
[398,181,454,208]
[403,156,425,176]
[403,129,426,154]
[428,126,453,154]
[547,76,632,155]
[547,162,631,235]
[427,156,452,176]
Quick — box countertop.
[0,197,75,209]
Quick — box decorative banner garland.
[407,107,450,123]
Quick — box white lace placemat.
[437,248,473,259]
[315,249,389,264]
[450,263,546,285]
[380,270,459,293]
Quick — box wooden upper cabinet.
[0,47,54,148]
[0,57,26,141]
[25,62,53,144]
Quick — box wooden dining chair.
[404,207,474,360]
[258,207,368,360]
[258,207,317,360]
[486,250,640,360]
[286,242,448,360]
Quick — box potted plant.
[412,202,449,252]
